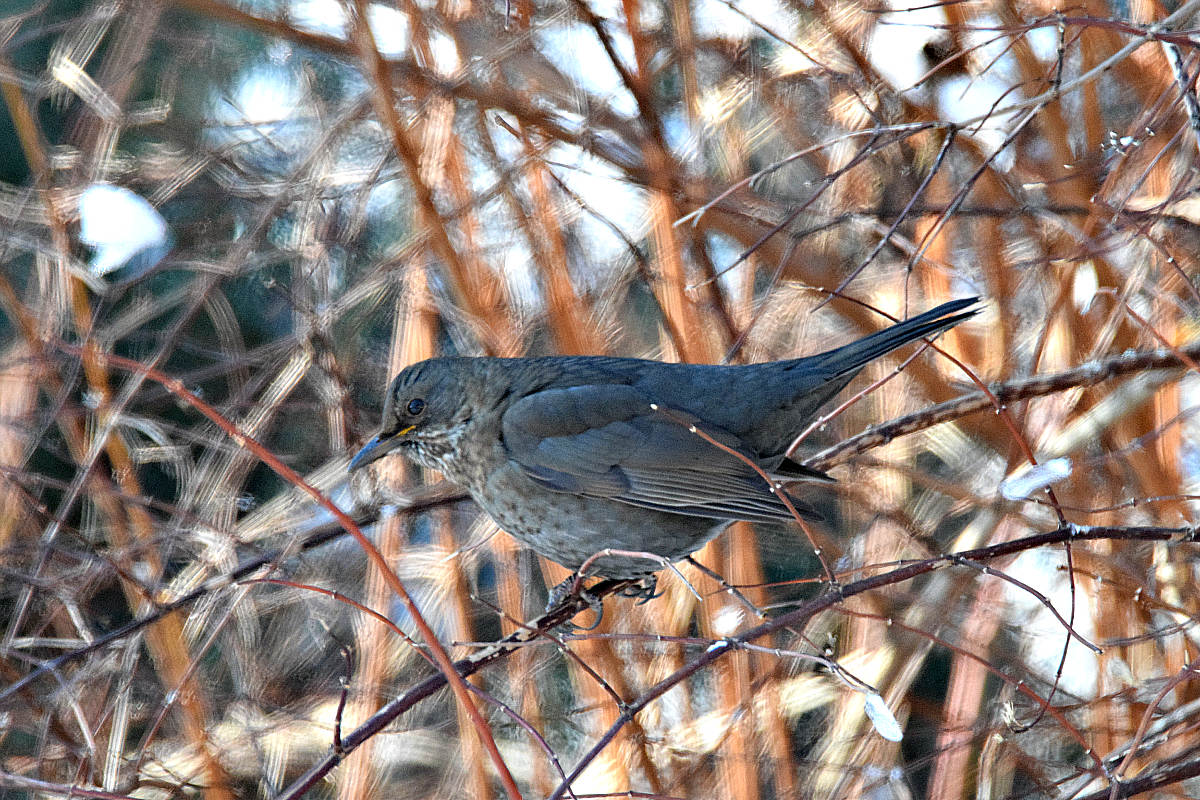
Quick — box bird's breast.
[475,459,730,575]
[409,420,508,493]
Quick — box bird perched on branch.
[350,298,977,593]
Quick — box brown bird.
[350,298,976,589]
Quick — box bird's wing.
[500,384,820,522]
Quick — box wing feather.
[501,385,820,521]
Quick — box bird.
[349,297,977,592]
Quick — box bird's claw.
[546,573,605,631]
[617,575,660,603]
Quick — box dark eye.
[406,398,426,416]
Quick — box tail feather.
[813,297,979,377]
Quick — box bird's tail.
[813,297,979,376]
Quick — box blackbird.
[349,298,976,583]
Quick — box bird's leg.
[616,575,660,603]
[542,573,656,630]
[545,548,696,628]
[545,573,605,630]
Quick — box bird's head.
[348,358,475,473]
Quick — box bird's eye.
[406,398,426,416]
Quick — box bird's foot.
[616,575,660,603]
[545,573,604,631]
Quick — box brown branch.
[808,341,1200,470]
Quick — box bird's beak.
[348,427,411,472]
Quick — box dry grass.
[2,1,1200,798]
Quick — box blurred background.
[2,0,1200,798]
